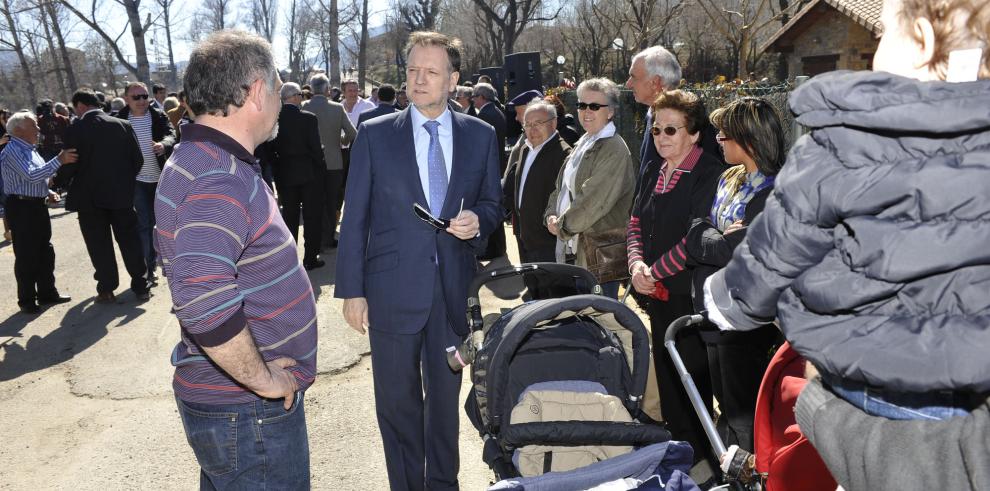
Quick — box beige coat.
[302,95,357,171]
[545,134,636,266]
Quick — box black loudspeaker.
[477,67,506,101]
[504,52,542,101]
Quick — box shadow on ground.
[0,297,145,381]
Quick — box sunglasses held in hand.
[413,199,463,231]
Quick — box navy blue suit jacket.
[334,107,502,335]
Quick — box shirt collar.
[179,123,259,164]
[7,135,34,152]
[410,104,452,131]
[83,108,102,118]
[662,144,703,172]
[526,131,558,152]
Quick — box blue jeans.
[825,376,972,421]
[175,392,311,490]
[134,181,157,272]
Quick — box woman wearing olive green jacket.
[545,78,636,298]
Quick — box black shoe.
[19,303,40,314]
[303,258,326,270]
[38,294,72,305]
[135,290,152,301]
[147,271,159,286]
[94,292,118,304]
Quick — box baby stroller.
[664,315,836,491]
[453,263,698,490]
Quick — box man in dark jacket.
[357,84,398,126]
[115,82,177,283]
[272,82,326,270]
[504,99,571,297]
[59,88,150,303]
[472,82,507,260]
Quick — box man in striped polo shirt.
[157,30,317,489]
[116,81,176,285]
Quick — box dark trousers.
[78,208,148,295]
[707,325,781,453]
[133,181,158,272]
[645,293,715,465]
[321,169,345,246]
[369,278,463,491]
[279,180,323,262]
[6,197,58,306]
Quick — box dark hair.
[651,90,706,135]
[183,30,276,117]
[710,97,786,176]
[152,83,166,94]
[377,84,396,102]
[36,99,53,116]
[405,31,462,74]
[72,88,101,108]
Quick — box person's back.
[705,0,990,420]
[62,110,141,212]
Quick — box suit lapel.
[442,111,471,217]
[514,145,529,209]
[393,108,429,207]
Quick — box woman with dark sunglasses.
[625,89,723,466]
[544,77,635,299]
[684,97,786,456]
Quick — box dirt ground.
[0,208,548,490]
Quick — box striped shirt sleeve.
[168,172,251,347]
[626,214,644,272]
[4,144,61,188]
[650,236,688,280]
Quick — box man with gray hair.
[273,81,327,269]
[156,30,318,489]
[302,73,356,249]
[504,99,571,297]
[1,110,77,314]
[626,45,721,176]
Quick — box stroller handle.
[466,263,601,332]
[662,313,728,458]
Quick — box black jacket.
[708,71,990,392]
[504,134,572,251]
[115,105,177,168]
[632,149,723,295]
[272,104,326,186]
[58,110,143,212]
[357,103,397,126]
[476,102,508,172]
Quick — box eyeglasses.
[130,94,149,101]
[716,134,733,142]
[522,118,554,130]
[650,124,685,136]
[576,102,609,111]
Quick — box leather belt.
[7,194,45,202]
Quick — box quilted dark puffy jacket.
[707,70,990,392]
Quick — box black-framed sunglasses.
[130,94,149,101]
[650,124,685,136]
[576,102,609,111]
[716,134,733,142]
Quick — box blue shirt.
[0,136,61,198]
[409,105,453,211]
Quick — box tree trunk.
[1,0,37,104]
[37,5,68,101]
[45,0,77,93]
[328,0,341,86]
[287,0,299,82]
[161,0,178,88]
[123,0,152,84]
[358,0,368,90]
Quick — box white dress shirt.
[518,131,558,208]
[410,105,454,212]
[344,97,377,128]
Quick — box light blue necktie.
[424,120,448,216]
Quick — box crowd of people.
[0,0,987,488]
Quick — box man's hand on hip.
[255,357,300,410]
[343,297,370,334]
[446,209,480,240]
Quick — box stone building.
[763,0,881,79]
